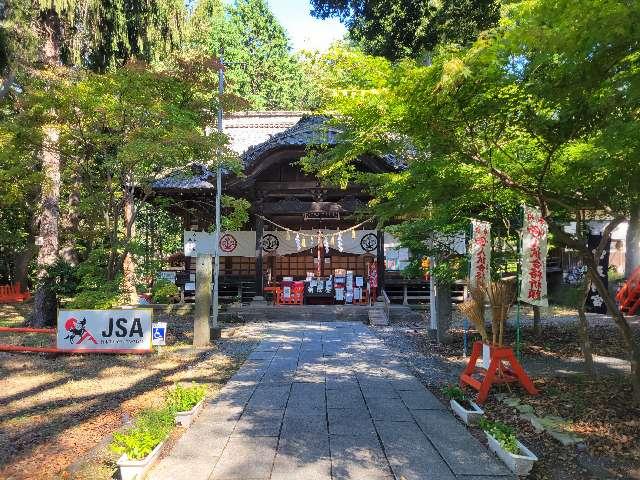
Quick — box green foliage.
[310,0,500,60]
[166,383,206,412]
[151,279,179,304]
[441,385,466,402]
[185,0,306,110]
[479,418,520,455]
[111,408,174,460]
[65,249,123,309]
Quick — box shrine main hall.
[149,111,427,307]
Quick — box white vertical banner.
[519,205,548,307]
[469,220,491,289]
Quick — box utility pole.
[211,54,224,339]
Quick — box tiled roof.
[151,164,216,191]
[151,113,404,191]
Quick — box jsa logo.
[101,317,144,338]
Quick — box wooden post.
[376,230,385,295]
[193,254,211,347]
[255,215,264,297]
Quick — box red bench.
[0,282,31,303]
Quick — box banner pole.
[515,206,524,361]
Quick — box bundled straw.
[457,295,488,343]
[482,278,516,346]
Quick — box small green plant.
[166,383,206,413]
[441,384,466,402]
[479,418,520,455]
[111,408,174,460]
[151,279,179,304]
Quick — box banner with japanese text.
[469,220,491,289]
[519,206,548,307]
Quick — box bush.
[479,418,519,454]
[441,384,466,402]
[111,408,174,460]
[166,383,206,413]
[67,284,122,309]
[151,279,179,304]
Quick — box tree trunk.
[13,246,35,289]
[60,176,81,266]
[122,186,138,305]
[32,126,60,327]
[584,254,640,405]
[532,305,541,336]
[626,203,640,277]
[577,280,595,376]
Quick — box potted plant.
[441,385,484,425]
[479,418,538,476]
[167,383,206,427]
[112,408,174,480]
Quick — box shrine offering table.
[304,293,334,305]
[460,341,539,404]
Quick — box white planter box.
[174,398,205,427]
[485,432,538,476]
[450,398,484,426]
[117,440,164,480]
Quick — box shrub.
[67,283,122,309]
[166,383,206,413]
[441,384,466,402]
[111,408,174,460]
[151,279,179,304]
[479,418,519,454]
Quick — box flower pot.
[116,440,164,480]
[485,432,538,476]
[174,398,205,427]
[450,398,484,426]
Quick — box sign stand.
[460,341,538,404]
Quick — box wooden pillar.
[255,215,264,297]
[376,230,385,294]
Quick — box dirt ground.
[0,303,261,480]
[404,311,640,480]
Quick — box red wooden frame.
[460,341,539,404]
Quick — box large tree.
[310,0,500,60]
[305,0,640,402]
[0,0,188,325]
[186,0,305,110]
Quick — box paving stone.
[233,409,284,437]
[330,432,394,480]
[375,420,456,480]
[246,385,290,411]
[366,397,414,421]
[211,435,278,480]
[398,388,446,410]
[148,454,218,480]
[325,375,358,390]
[271,433,331,480]
[412,410,512,477]
[281,413,328,436]
[326,386,366,409]
[328,408,377,437]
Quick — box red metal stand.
[460,341,539,404]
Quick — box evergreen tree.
[310,0,500,61]
[187,0,305,110]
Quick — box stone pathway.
[149,322,513,480]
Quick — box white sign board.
[152,322,167,346]
[57,309,153,353]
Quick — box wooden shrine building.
[149,111,417,304]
